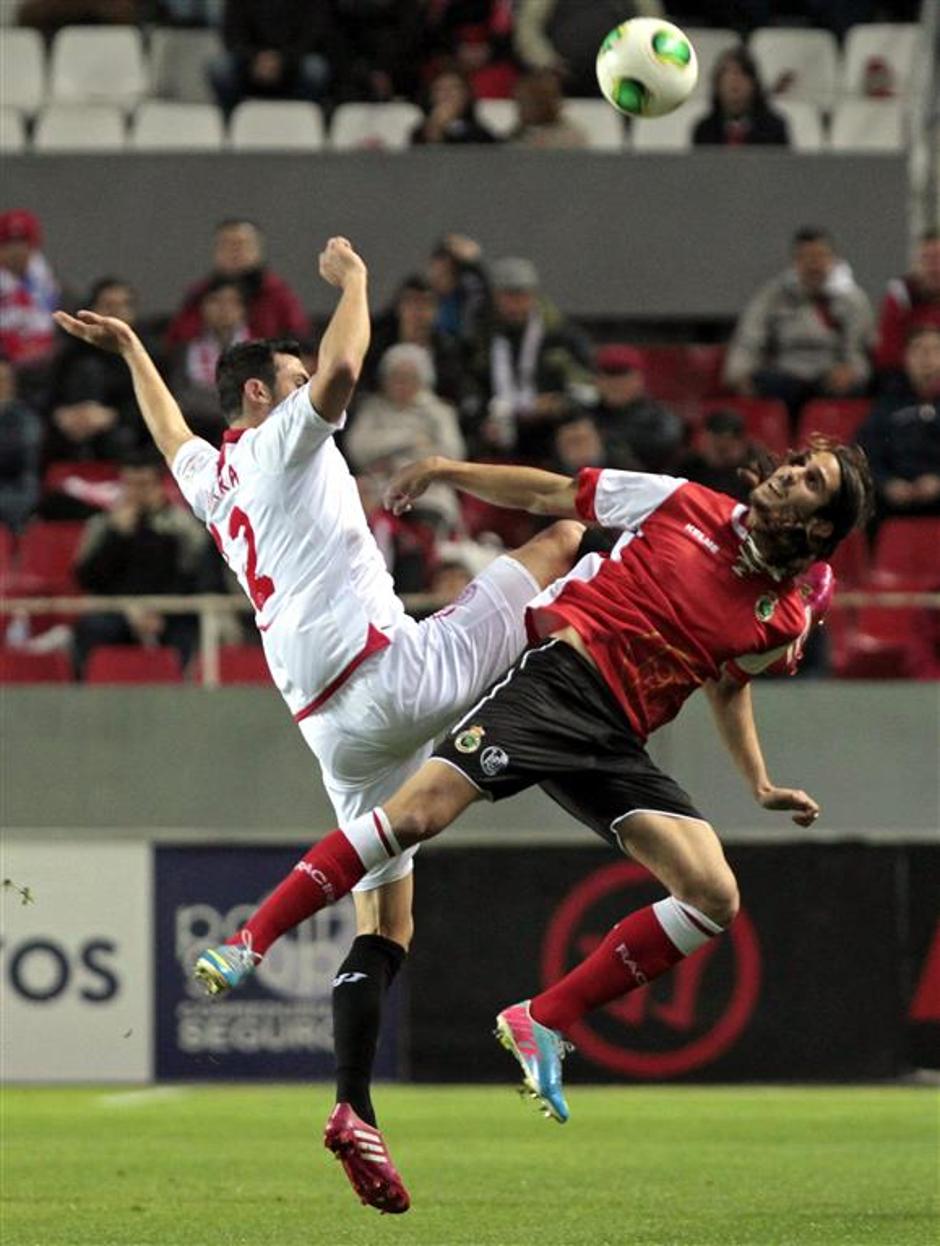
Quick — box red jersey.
[525,469,811,741]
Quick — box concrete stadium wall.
[2,682,936,838]
[3,151,907,319]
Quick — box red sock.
[227,830,365,957]
[530,902,715,1033]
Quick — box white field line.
[97,1087,190,1109]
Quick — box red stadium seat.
[636,344,726,404]
[832,605,938,679]
[797,398,871,446]
[828,528,869,590]
[700,398,790,456]
[0,648,72,683]
[85,645,183,684]
[42,460,121,512]
[872,517,940,589]
[8,520,85,594]
[192,644,270,685]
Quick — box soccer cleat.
[797,561,835,625]
[323,1103,411,1215]
[192,933,261,996]
[494,1000,572,1124]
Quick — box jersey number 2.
[216,507,275,611]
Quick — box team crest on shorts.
[755,592,778,622]
[480,746,510,777]
[455,725,485,754]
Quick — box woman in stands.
[693,46,790,147]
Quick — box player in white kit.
[53,238,582,1215]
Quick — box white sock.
[652,895,724,956]
[342,808,401,871]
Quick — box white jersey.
[171,385,405,720]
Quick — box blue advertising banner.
[155,845,402,1081]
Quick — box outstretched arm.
[308,237,370,424]
[53,311,194,466]
[386,456,578,517]
[703,671,820,827]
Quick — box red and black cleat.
[323,1103,411,1215]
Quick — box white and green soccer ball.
[596,17,698,118]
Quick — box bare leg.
[506,519,585,592]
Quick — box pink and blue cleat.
[495,1000,572,1123]
[323,1103,411,1214]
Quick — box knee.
[679,870,740,929]
[392,795,450,846]
[542,519,586,563]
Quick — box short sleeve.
[724,608,813,684]
[248,385,346,473]
[171,436,218,522]
[575,468,686,529]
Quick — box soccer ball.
[596,18,698,118]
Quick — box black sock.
[332,933,406,1128]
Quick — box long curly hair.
[737,435,875,580]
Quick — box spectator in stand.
[513,0,661,98]
[168,278,249,443]
[364,274,465,407]
[411,66,499,145]
[0,210,61,372]
[165,219,309,348]
[551,412,609,474]
[676,409,756,502]
[209,0,332,117]
[467,255,592,462]
[508,69,588,149]
[587,344,684,471]
[421,0,518,100]
[357,473,438,595]
[72,452,208,677]
[723,226,874,421]
[45,278,145,469]
[693,47,789,147]
[875,230,940,385]
[17,0,138,32]
[328,0,425,103]
[0,354,42,532]
[858,325,940,520]
[346,344,466,532]
[427,233,490,344]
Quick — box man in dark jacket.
[209,0,332,116]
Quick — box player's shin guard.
[333,934,406,1127]
[226,810,401,958]
[530,896,725,1033]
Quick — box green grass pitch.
[2,1085,937,1246]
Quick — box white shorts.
[299,554,539,891]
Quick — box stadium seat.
[872,517,940,589]
[48,26,147,109]
[229,101,325,150]
[147,27,222,105]
[0,649,72,683]
[328,102,422,150]
[561,100,625,150]
[85,645,184,684]
[43,461,122,512]
[701,397,789,456]
[0,27,46,115]
[193,644,270,684]
[0,524,14,578]
[476,98,516,139]
[0,107,27,154]
[629,101,708,151]
[683,28,741,99]
[131,101,224,151]
[841,23,921,102]
[828,528,869,590]
[34,104,126,152]
[636,344,726,404]
[773,100,824,152]
[797,398,871,446]
[750,28,839,110]
[9,520,85,594]
[831,605,936,679]
[830,100,905,151]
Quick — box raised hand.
[53,309,140,357]
[318,237,367,289]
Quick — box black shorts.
[433,638,704,849]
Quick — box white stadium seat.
[34,103,126,152]
[148,27,222,105]
[329,102,422,150]
[49,26,147,109]
[229,100,324,150]
[774,99,824,152]
[0,28,46,115]
[0,107,27,154]
[476,98,516,139]
[841,23,921,102]
[629,101,708,152]
[562,99,625,150]
[750,28,839,110]
[131,101,224,151]
[684,27,742,98]
[830,99,905,151]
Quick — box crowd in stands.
[1,199,938,682]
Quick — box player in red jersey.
[205,436,873,1119]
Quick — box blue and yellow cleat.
[494,1000,572,1123]
[193,936,261,996]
